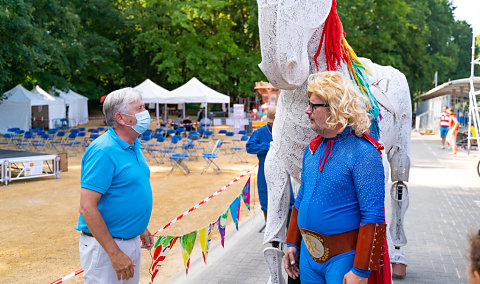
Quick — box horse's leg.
[263,86,313,284]
[386,72,412,278]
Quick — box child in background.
[469,229,480,284]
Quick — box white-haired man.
[76,87,154,283]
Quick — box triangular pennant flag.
[180,230,198,275]
[229,196,241,231]
[198,221,217,264]
[150,236,179,283]
[217,207,229,247]
[241,177,251,210]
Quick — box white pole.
[183,103,186,119]
[468,32,480,152]
[156,103,160,127]
[164,104,167,122]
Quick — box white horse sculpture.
[257,0,411,282]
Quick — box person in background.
[468,229,480,284]
[183,116,195,131]
[76,87,153,283]
[439,106,450,149]
[246,107,295,224]
[446,107,459,155]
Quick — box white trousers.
[79,234,141,284]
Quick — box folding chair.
[230,135,249,163]
[181,135,200,160]
[157,135,182,163]
[168,153,190,175]
[222,131,235,153]
[201,139,222,174]
[49,131,66,152]
[72,132,87,154]
[83,134,100,150]
[31,133,51,152]
[198,130,213,152]
[147,136,166,164]
[62,132,78,156]
[0,133,13,149]
[17,132,33,150]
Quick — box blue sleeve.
[80,148,115,194]
[246,129,270,155]
[352,267,371,278]
[352,147,385,225]
[286,243,300,250]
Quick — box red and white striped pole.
[50,167,254,283]
[50,269,84,284]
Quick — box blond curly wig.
[307,71,371,136]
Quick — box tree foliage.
[0,0,479,102]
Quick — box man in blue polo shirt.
[76,87,153,283]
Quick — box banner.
[181,231,198,275]
[150,236,179,282]
[241,177,251,210]
[217,207,229,247]
[198,221,217,264]
[229,196,241,231]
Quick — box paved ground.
[168,131,480,284]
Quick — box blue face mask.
[123,110,151,134]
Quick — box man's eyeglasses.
[307,101,329,111]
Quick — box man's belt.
[299,228,358,263]
[82,231,135,241]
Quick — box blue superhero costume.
[288,126,385,283]
[246,124,295,211]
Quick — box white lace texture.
[257,0,412,273]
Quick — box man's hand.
[140,229,154,250]
[343,270,368,284]
[284,246,299,279]
[110,250,136,281]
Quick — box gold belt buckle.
[300,228,330,263]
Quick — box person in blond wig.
[284,71,389,283]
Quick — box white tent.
[31,86,67,129]
[133,79,173,124]
[0,85,32,133]
[168,77,231,120]
[54,88,89,126]
[168,77,230,104]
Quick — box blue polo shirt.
[75,127,152,239]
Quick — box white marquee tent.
[0,85,33,133]
[133,79,173,124]
[53,88,89,126]
[168,77,230,104]
[168,77,230,120]
[31,86,67,129]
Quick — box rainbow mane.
[314,0,380,140]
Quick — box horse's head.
[257,0,333,90]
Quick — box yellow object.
[252,121,267,127]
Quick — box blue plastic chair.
[202,139,223,174]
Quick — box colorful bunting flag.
[241,177,251,210]
[198,221,217,264]
[218,207,229,247]
[229,196,241,231]
[150,236,179,283]
[181,230,198,275]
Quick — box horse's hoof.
[392,263,406,279]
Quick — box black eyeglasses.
[308,101,329,111]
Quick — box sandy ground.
[0,121,261,283]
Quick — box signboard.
[25,161,43,176]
